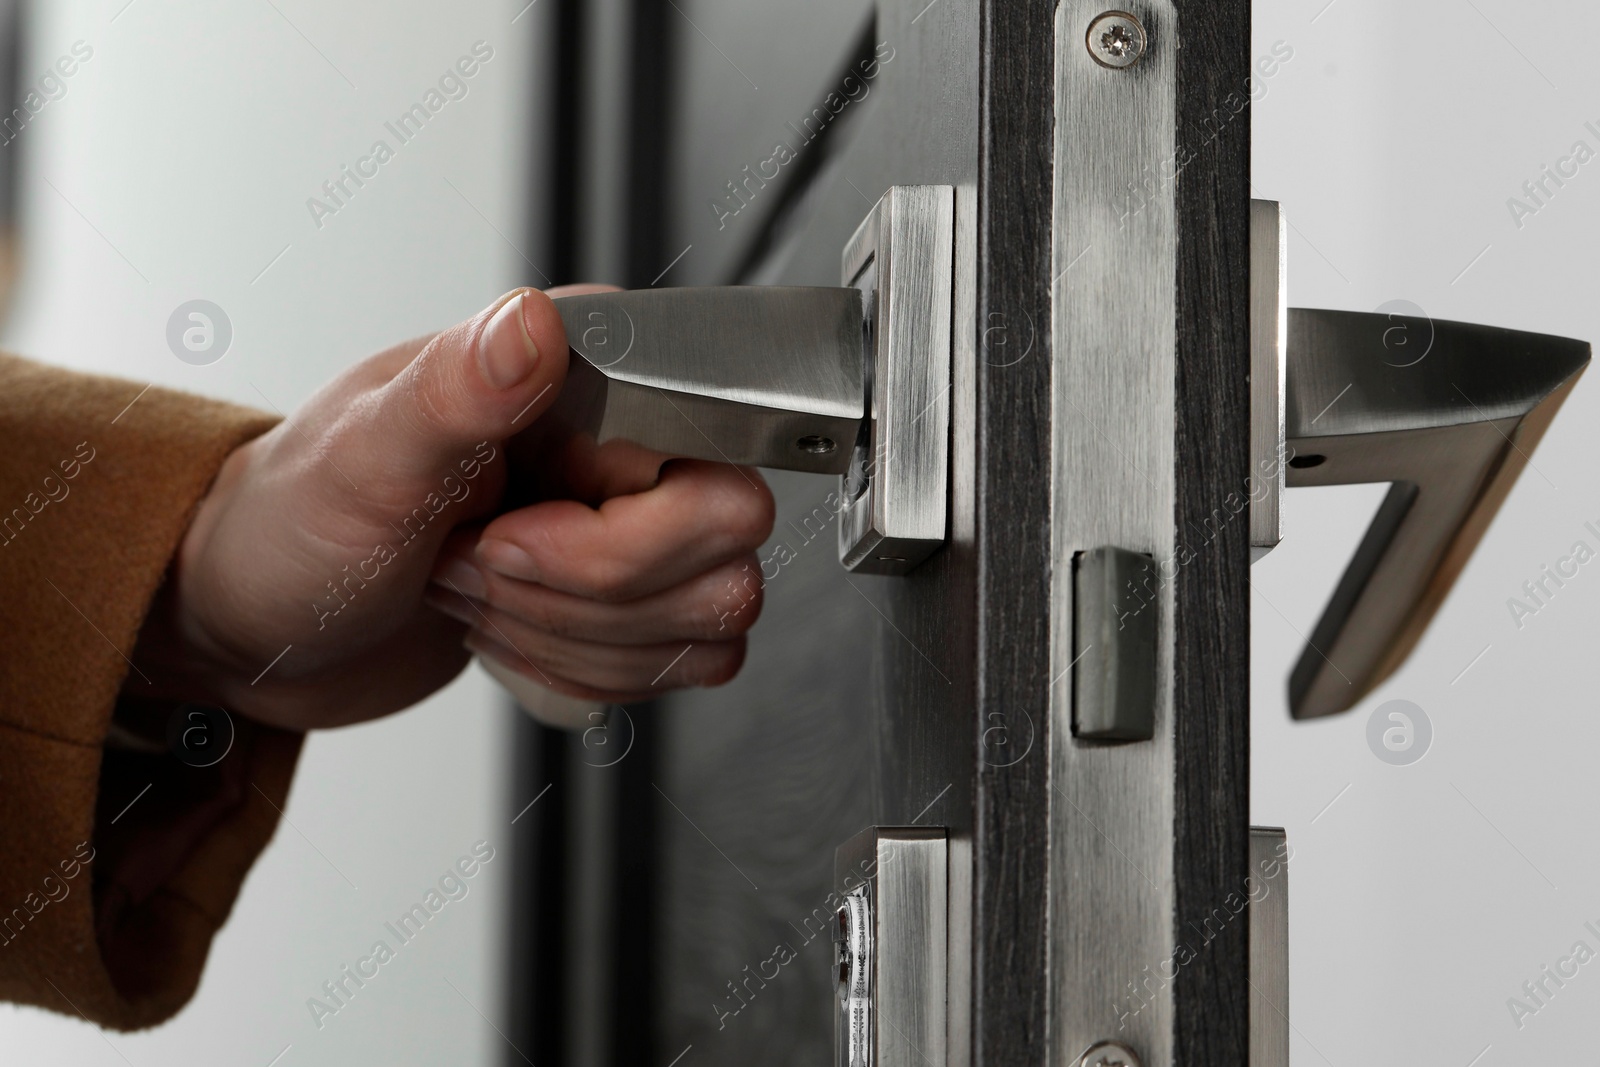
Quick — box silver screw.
[1076,1040,1143,1067]
[1086,11,1147,69]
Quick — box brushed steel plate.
[1048,1,1178,1064]
[839,185,955,574]
[1250,199,1287,562]
[835,826,949,1067]
[1248,827,1289,1067]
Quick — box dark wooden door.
[509,2,1253,1065]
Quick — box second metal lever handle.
[1285,308,1588,719]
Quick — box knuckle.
[700,561,764,637]
[396,345,465,439]
[696,639,748,687]
[708,601,759,638]
[575,562,642,604]
[492,598,569,639]
[485,588,569,639]
[719,477,776,551]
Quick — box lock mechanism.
[832,826,947,1067]
[834,884,872,1067]
[509,184,954,576]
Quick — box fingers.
[464,632,668,706]
[526,435,678,505]
[543,283,623,298]
[425,470,774,697]
[459,618,747,696]
[473,459,775,602]
[387,286,775,699]
[358,288,571,490]
[427,552,766,644]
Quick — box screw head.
[797,434,837,455]
[1086,11,1147,69]
[1076,1040,1142,1067]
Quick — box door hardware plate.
[834,826,948,1067]
[1249,827,1290,1067]
[1250,198,1287,562]
[839,185,955,575]
[1048,0,1179,1062]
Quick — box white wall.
[0,1,546,1063]
[1252,0,1600,1060]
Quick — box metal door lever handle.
[520,286,867,476]
[1284,309,1589,719]
[504,184,953,585]
[489,185,954,729]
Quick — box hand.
[136,287,774,731]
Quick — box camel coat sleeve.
[0,353,304,1030]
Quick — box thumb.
[372,288,570,485]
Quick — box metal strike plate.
[834,826,948,1067]
[839,185,954,575]
[1249,827,1290,1067]
[1250,199,1287,562]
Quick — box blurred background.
[0,0,1598,1064]
[0,1,542,1063]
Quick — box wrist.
[125,440,262,716]
[127,571,236,711]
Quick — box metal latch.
[832,826,947,1067]
[509,185,953,576]
[1249,199,1590,718]
[1249,827,1290,1067]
